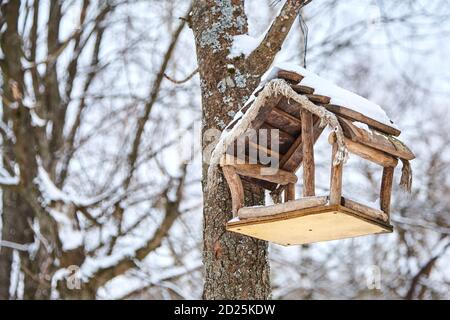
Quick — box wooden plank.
[227,95,283,132]
[277,70,303,83]
[248,140,281,159]
[238,196,327,219]
[325,104,401,137]
[221,155,297,185]
[265,107,302,136]
[301,109,315,197]
[227,204,392,246]
[280,117,323,172]
[342,197,389,222]
[276,97,301,118]
[339,118,414,160]
[329,134,398,167]
[250,95,283,131]
[305,94,331,104]
[329,142,343,205]
[291,84,315,94]
[380,166,394,216]
[223,150,279,191]
[260,123,295,154]
[285,183,296,202]
[242,176,278,191]
[222,165,244,218]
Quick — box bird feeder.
[214,65,415,246]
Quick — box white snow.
[30,109,47,127]
[259,63,398,128]
[228,34,264,59]
[0,240,30,252]
[0,167,19,186]
[111,260,202,300]
[353,121,371,132]
[79,235,152,279]
[0,175,19,186]
[36,165,106,207]
[47,208,83,250]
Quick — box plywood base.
[227,203,392,246]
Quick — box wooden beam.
[280,117,323,172]
[329,134,398,167]
[329,142,343,205]
[301,110,315,197]
[277,97,301,118]
[325,104,401,137]
[275,100,401,137]
[248,140,280,160]
[342,197,389,222]
[277,70,303,83]
[222,165,244,218]
[291,84,315,94]
[266,107,302,136]
[221,155,297,185]
[250,96,283,131]
[226,95,282,132]
[285,183,296,202]
[380,166,394,216]
[338,118,415,160]
[238,196,328,219]
[260,123,295,151]
[305,94,331,104]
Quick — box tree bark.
[0,191,36,299]
[0,0,53,300]
[191,0,271,299]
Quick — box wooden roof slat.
[329,134,398,167]
[260,123,296,154]
[265,107,302,136]
[291,84,315,94]
[248,140,281,160]
[325,104,401,137]
[280,117,324,172]
[221,155,297,186]
[249,95,282,131]
[305,94,331,104]
[339,118,414,160]
[276,97,301,118]
[277,70,303,83]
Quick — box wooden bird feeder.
[218,66,415,246]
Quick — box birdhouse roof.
[228,63,399,134]
[213,63,415,191]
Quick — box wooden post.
[222,165,244,218]
[380,166,394,216]
[285,183,296,202]
[329,141,343,205]
[301,110,315,196]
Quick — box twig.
[164,67,198,84]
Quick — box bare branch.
[88,165,187,290]
[164,67,198,84]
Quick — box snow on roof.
[260,62,397,128]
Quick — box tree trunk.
[0,191,36,299]
[191,0,271,299]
